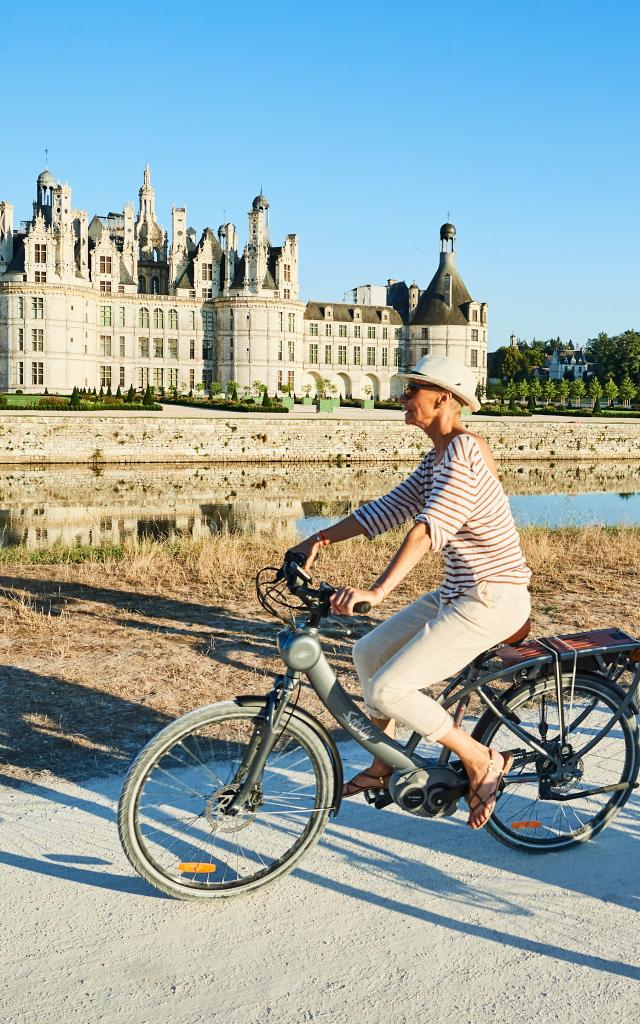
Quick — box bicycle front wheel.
[118,700,335,899]
[475,673,639,852]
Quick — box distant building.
[0,167,486,399]
[545,348,592,381]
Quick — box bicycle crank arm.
[545,781,638,802]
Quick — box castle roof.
[304,302,403,325]
[409,255,472,327]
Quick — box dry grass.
[0,526,638,785]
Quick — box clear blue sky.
[3,0,639,349]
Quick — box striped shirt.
[353,433,531,601]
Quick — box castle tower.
[0,202,14,274]
[33,168,57,226]
[408,222,487,387]
[244,193,270,292]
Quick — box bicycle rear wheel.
[475,673,638,852]
[118,700,335,899]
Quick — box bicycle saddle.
[501,618,531,646]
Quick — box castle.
[0,166,487,399]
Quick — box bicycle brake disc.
[389,766,463,818]
[205,784,259,833]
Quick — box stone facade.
[0,167,487,401]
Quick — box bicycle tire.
[474,672,639,852]
[118,700,334,899]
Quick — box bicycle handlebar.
[281,552,371,617]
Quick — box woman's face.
[399,381,446,430]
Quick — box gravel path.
[2,740,639,1024]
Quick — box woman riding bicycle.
[288,355,531,829]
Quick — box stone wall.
[0,412,639,464]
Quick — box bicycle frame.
[228,617,640,814]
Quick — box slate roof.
[4,235,26,274]
[386,281,410,323]
[409,254,472,327]
[304,301,403,325]
[175,262,195,289]
[119,258,136,286]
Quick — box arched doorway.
[336,373,352,399]
[362,373,379,400]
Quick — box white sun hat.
[398,354,481,413]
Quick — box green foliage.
[586,330,640,388]
[69,387,82,411]
[115,385,122,399]
[0,393,7,409]
[569,377,586,406]
[142,385,155,408]
[126,384,136,403]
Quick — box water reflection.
[0,460,639,550]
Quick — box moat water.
[0,460,639,550]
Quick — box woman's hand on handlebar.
[329,586,384,617]
[284,536,322,572]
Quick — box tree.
[227,380,239,401]
[115,385,122,399]
[515,380,530,403]
[142,384,155,409]
[475,381,486,404]
[530,379,543,406]
[497,346,524,381]
[542,379,556,406]
[557,379,570,407]
[569,377,586,408]
[587,377,603,410]
[126,384,136,403]
[504,380,517,405]
[68,386,81,411]
[604,378,618,407]
[619,375,636,407]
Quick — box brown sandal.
[466,749,514,829]
[343,769,392,799]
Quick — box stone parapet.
[0,413,639,464]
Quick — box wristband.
[315,530,331,547]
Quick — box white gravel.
[2,740,639,1024]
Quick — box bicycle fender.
[233,696,344,817]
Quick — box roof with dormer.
[304,302,403,325]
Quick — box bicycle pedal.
[365,791,393,810]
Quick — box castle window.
[168,339,178,360]
[138,367,149,389]
[168,309,178,330]
[120,366,126,388]
[284,289,290,299]
[99,255,112,275]
[288,340,295,361]
[394,348,400,366]
[119,307,126,327]
[18,361,24,385]
[471,349,478,367]
[202,263,213,281]
[283,264,291,283]
[189,369,195,389]
[308,343,318,363]
[189,340,195,359]
[120,337,126,357]
[367,326,376,340]
[100,366,112,388]
[31,329,44,352]
[353,346,361,365]
[168,368,178,388]
[18,297,24,318]
[338,345,347,365]
[154,368,164,388]
[32,297,44,319]
[366,346,376,366]
[139,337,150,358]
[421,347,429,357]
[381,348,388,367]
[100,336,112,357]
[421,328,428,340]
[154,338,164,358]
[202,288,212,299]
[278,339,283,361]
[17,328,24,351]
[151,276,160,294]
[154,309,164,329]
[471,329,478,342]
[288,313,296,333]
[100,305,112,327]
[138,276,146,293]
[34,271,46,283]
[138,308,150,328]
[34,244,46,263]
[31,361,44,385]
[100,281,112,293]
[288,370,295,391]
[190,311,196,330]
[382,327,388,340]
[354,325,361,339]
[324,344,332,363]
[309,323,318,336]
[280,312,284,332]
[338,324,347,338]
[472,308,478,322]
[325,323,332,337]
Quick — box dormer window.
[99,255,112,275]
[35,244,47,263]
[325,306,332,318]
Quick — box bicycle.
[118,555,640,900]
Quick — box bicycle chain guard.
[388,765,466,818]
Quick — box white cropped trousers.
[352,582,531,742]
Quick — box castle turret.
[0,202,14,274]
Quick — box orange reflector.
[512,821,542,830]
[178,862,217,873]
[630,648,640,663]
